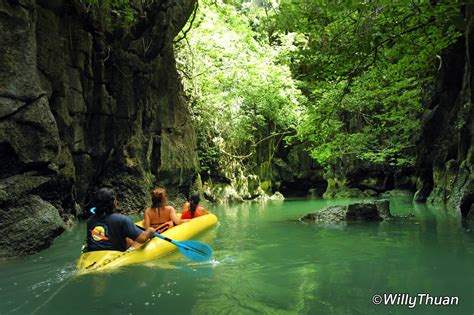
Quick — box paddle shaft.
[135,223,212,261]
[137,225,193,250]
[153,232,212,256]
[153,232,179,247]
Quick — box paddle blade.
[177,240,213,262]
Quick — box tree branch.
[174,1,199,44]
[218,130,294,160]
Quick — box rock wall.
[321,158,415,199]
[414,2,473,218]
[314,4,472,205]
[258,142,327,198]
[0,0,198,257]
[201,136,326,203]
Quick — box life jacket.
[154,220,174,233]
[181,208,201,220]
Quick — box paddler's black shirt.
[86,213,142,252]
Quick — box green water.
[1,196,473,314]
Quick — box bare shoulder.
[165,205,176,212]
[198,205,209,214]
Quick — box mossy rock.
[323,187,366,199]
[0,195,64,258]
[260,180,273,194]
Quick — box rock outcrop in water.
[0,0,198,257]
[300,200,404,225]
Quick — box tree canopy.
[176,0,461,175]
[88,0,463,176]
[175,0,304,177]
[271,0,461,168]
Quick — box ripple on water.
[2,198,474,315]
[0,260,77,314]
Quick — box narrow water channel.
[1,196,473,314]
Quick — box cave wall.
[254,141,326,198]
[201,131,327,202]
[0,0,198,257]
[414,2,473,218]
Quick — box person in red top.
[181,192,209,220]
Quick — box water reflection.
[1,196,473,314]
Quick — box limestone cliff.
[0,0,198,257]
[414,2,473,218]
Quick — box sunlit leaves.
[175,0,461,174]
[81,0,139,27]
[176,0,304,173]
[273,0,461,168]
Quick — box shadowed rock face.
[300,205,348,224]
[345,203,382,221]
[300,200,391,225]
[0,0,198,257]
[300,199,417,226]
[414,4,474,218]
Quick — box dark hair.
[189,191,200,218]
[93,188,116,217]
[151,188,167,217]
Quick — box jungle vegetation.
[175,0,461,175]
[86,0,463,175]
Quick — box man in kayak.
[86,188,155,252]
[181,191,209,220]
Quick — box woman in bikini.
[143,187,181,233]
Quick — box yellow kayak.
[76,213,218,275]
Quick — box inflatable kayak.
[76,213,218,275]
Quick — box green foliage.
[175,0,304,175]
[176,0,462,178]
[81,0,141,27]
[81,0,463,178]
[271,0,461,168]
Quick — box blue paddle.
[135,222,212,262]
[153,233,212,263]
